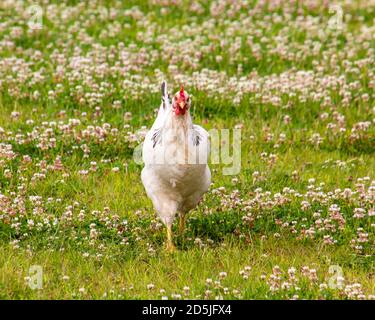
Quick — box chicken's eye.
[186,97,190,102]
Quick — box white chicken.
[141,81,211,251]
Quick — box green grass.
[0,0,373,299]
[1,239,373,299]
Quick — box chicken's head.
[172,85,191,116]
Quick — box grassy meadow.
[0,0,374,299]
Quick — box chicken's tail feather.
[161,81,170,109]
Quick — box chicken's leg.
[178,213,187,234]
[166,223,176,252]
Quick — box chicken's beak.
[179,101,186,109]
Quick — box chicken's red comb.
[180,85,185,97]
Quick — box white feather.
[141,82,211,226]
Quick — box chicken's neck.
[164,112,193,133]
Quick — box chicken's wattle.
[174,103,186,115]
[174,86,187,115]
